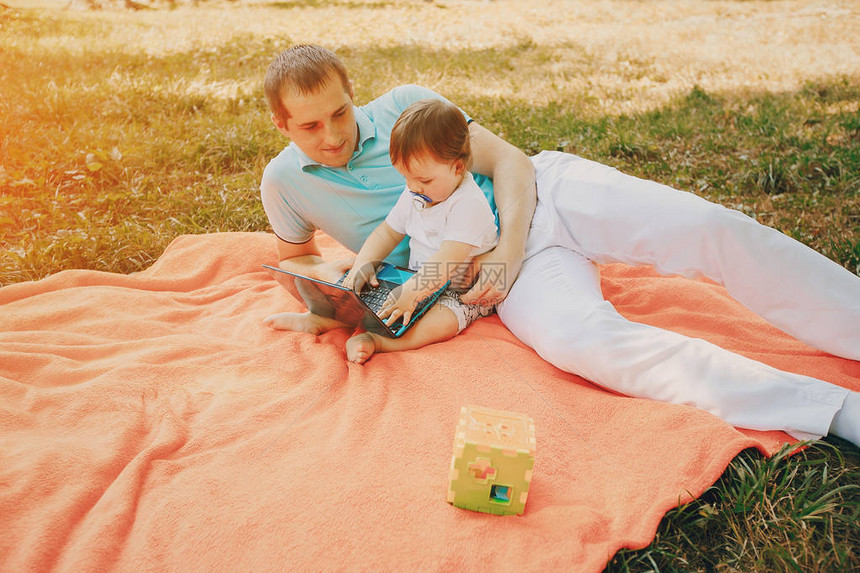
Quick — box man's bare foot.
[264,312,344,335]
[346,332,379,364]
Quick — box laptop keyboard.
[332,266,450,335]
[336,273,395,313]
[360,285,393,313]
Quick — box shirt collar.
[353,106,376,153]
[296,105,377,170]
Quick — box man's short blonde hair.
[389,99,472,171]
[264,44,351,122]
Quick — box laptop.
[263,262,450,338]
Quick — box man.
[260,45,860,447]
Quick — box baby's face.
[394,153,464,206]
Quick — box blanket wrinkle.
[1,231,857,572]
[59,409,187,570]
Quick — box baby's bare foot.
[346,332,378,364]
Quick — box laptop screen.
[266,268,385,331]
[264,263,448,338]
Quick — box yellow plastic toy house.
[447,405,536,516]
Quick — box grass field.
[1,0,858,570]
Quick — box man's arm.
[462,121,536,304]
[276,235,354,284]
[264,235,353,335]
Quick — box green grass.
[608,440,860,572]
[1,2,858,570]
[1,10,277,281]
[460,80,860,274]
[2,12,857,284]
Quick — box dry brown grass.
[19,0,860,117]
[2,0,858,278]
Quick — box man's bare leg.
[264,312,346,335]
[346,305,459,364]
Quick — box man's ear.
[271,113,290,138]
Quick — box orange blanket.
[2,232,858,571]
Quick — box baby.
[342,99,498,363]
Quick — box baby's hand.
[342,261,379,293]
[379,283,422,327]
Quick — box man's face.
[272,76,358,167]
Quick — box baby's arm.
[342,221,405,293]
[379,240,474,326]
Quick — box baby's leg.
[346,305,460,364]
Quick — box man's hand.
[275,235,354,284]
[459,243,524,306]
[313,257,355,284]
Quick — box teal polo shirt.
[260,84,496,268]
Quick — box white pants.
[496,151,860,440]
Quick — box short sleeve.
[260,165,316,243]
[442,183,498,249]
[383,189,413,235]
